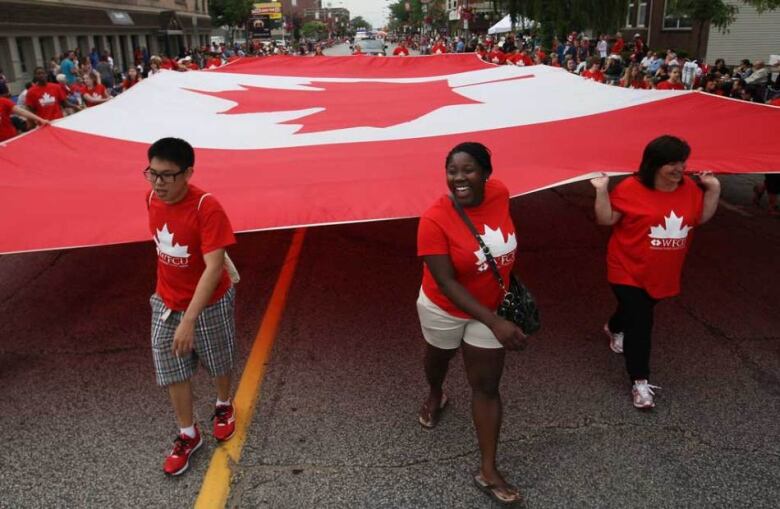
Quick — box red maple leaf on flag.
[186,80,483,133]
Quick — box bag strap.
[449,196,507,294]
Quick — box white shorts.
[416,288,503,350]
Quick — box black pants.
[608,284,658,382]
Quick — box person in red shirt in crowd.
[122,67,142,92]
[505,48,521,65]
[487,45,506,65]
[698,75,725,95]
[144,137,238,476]
[417,143,525,505]
[432,39,447,55]
[549,53,562,67]
[82,74,110,108]
[206,54,223,68]
[632,33,644,56]
[313,45,325,56]
[25,67,68,120]
[0,95,50,142]
[393,40,410,56]
[656,66,685,90]
[475,43,488,61]
[611,32,625,55]
[519,50,533,66]
[591,136,720,410]
[161,57,176,70]
[352,44,364,55]
[619,64,648,89]
[581,59,606,83]
[534,47,547,62]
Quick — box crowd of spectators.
[395,31,780,104]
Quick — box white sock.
[180,424,196,439]
[216,398,231,407]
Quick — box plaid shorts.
[150,286,236,386]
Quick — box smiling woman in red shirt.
[591,136,721,410]
[416,142,525,505]
[83,74,110,107]
[122,67,142,91]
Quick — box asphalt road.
[0,175,778,508]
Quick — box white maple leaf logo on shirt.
[648,211,692,239]
[154,224,190,258]
[39,93,56,106]
[474,225,517,270]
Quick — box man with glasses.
[145,137,237,476]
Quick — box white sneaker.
[632,380,661,409]
[603,323,624,354]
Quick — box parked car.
[360,39,387,57]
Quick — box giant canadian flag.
[1,55,778,254]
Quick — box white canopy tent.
[488,14,537,35]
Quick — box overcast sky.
[321,0,389,29]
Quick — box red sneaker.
[163,425,203,476]
[213,403,236,442]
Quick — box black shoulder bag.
[450,196,541,335]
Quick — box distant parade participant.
[393,40,410,56]
[144,137,238,475]
[25,67,68,120]
[591,136,720,409]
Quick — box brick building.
[624,0,780,64]
[0,0,212,94]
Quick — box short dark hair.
[445,142,493,178]
[147,137,195,171]
[636,135,690,189]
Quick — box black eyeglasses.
[143,167,187,184]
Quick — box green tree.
[350,16,373,32]
[302,20,328,40]
[388,0,424,29]
[209,0,254,42]
[209,0,254,27]
[496,0,627,48]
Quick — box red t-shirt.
[147,185,236,311]
[769,97,780,107]
[207,57,223,68]
[122,79,139,91]
[488,49,506,65]
[656,80,685,90]
[432,43,447,55]
[84,84,107,107]
[418,180,517,318]
[621,79,648,89]
[582,69,605,82]
[607,176,704,299]
[0,97,18,142]
[25,83,66,120]
[611,39,624,54]
[393,46,409,56]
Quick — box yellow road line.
[195,228,307,509]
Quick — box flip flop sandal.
[417,394,448,429]
[473,473,522,505]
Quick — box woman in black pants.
[590,135,721,409]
